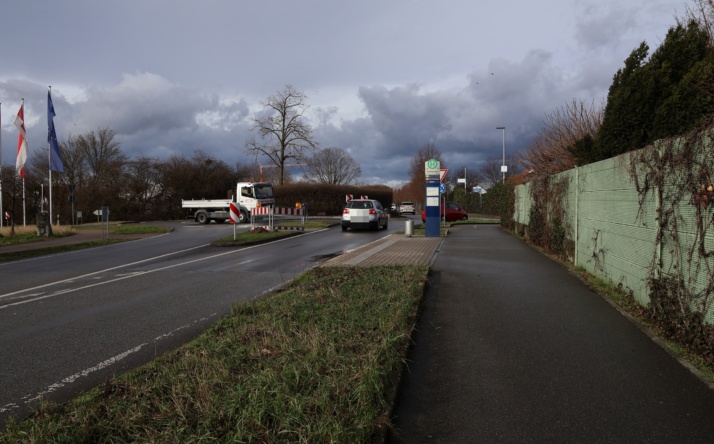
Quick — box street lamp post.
[496,126,506,183]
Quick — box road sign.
[229,203,240,223]
[425,159,440,176]
[346,194,368,202]
[440,168,448,182]
[439,183,446,194]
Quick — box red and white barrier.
[345,194,368,202]
[252,207,271,215]
[250,206,305,231]
[273,207,305,216]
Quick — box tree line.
[0,84,365,225]
[520,0,714,177]
[0,132,361,225]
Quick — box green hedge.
[274,184,394,216]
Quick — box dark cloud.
[0,0,687,186]
[358,84,452,152]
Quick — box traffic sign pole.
[230,202,240,239]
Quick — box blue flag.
[48,91,64,172]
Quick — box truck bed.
[181,199,233,209]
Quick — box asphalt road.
[0,220,397,426]
[389,224,714,443]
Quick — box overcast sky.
[0,0,689,187]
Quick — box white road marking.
[0,244,210,301]
[0,314,217,415]
[0,230,329,309]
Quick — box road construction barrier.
[229,203,240,224]
[251,206,306,231]
[346,194,368,202]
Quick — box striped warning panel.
[273,207,305,216]
[251,207,271,215]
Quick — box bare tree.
[76,128,125,179]
[683,0,714,43]
[397,143,447,207]
[479,157,504,187]
[479,155,521,187]
[305,147,361,184]
[60,135,89,190]
[452,164,484,190]
[681,0,714,98]
[121,157,164,220]
[245,85,318,185]
[408,142,446,181]
[518,99,603,178]
[163,151,234,201]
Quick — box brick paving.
[322,234,443,267]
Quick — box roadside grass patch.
[0,226,74,246]
[212,229,295,246]
[451,217,500,225]
[0,224,168,263]
[74,223,172,235]
[109,225,172,235]
[0,240,126,263]
[212,221,334,246]
[0,265,429,443]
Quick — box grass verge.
[0,265,429,443]
[212,221,335,247]
[0,224,171,263]
[0,225,74,246]
[74,223,172,235]
[0,240,127,263]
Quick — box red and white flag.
[14,102,28,179]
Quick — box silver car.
[341,199,389,231]
[399,201,415,215]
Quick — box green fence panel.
[514,134,714,323]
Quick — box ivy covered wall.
[513,124,714,336]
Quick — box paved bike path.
[389,224,714,443]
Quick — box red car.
[421,202,468,222]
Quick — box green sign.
[425,158,440,176]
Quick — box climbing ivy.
[628,117,714,363]
[525,176,573,260]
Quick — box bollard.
[405,219,413,237]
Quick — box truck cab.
[235,182,275,222]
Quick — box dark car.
[421,202,468,222]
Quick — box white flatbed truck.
[181,181,275,224]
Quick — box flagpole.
[21,98,26,227]
[0,101,3,228]
[22,178,26,226]
[49,86,53,226]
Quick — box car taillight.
[369,209,376,215]
[343,209,350,214]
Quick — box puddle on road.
[311,252,343,262]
